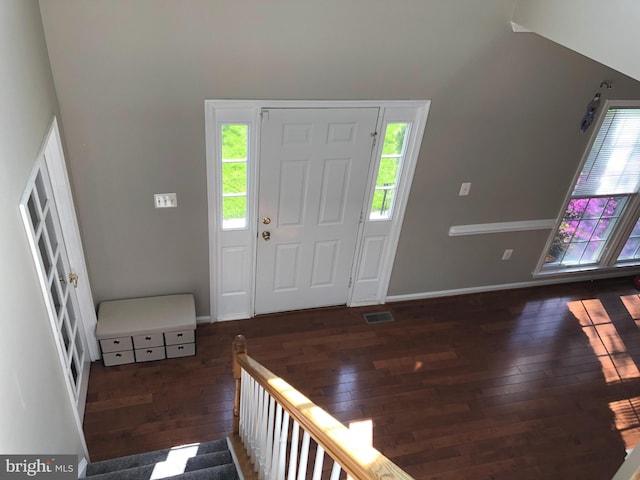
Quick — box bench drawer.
[103,350,135,366]
[166,343,196,358]
[133,332,164,349]
[164,330,195,346]
[134,346,166,362]
[100,336,133,353]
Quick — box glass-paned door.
[20,158,90,418]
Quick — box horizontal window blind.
[573,108,640,197]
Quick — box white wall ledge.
[448,219,555,236]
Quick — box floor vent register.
[363,311,394,324]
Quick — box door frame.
[18,116,98,460]
[43,118,100,360]
[205,100,430,320]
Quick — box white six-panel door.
[255,108,379,314]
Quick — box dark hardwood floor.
[84,277,640,479]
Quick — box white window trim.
[534,99,640,277]
[205,100,430,320]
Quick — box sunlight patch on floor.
[609,397,640,449]
[349,419,373,445]
[569,298,640,449]
[568,300,640,383]
[150,443,200,480]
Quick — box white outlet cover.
[459,182,471,196]
[154,193,177,208]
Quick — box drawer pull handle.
[178,346,184,350]
[147,349,153,354]
[114,340,120,344]
[177,333,183,337]
[116,353,122,358]
[145,336,152,340]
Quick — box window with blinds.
[543,105,640,270]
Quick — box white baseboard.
[196,315,212,324]
[386,270,635,303]
[77,457,88,478]
[348,299,381,307]
[216,313,251,322]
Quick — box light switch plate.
[502,249,513,260]
[459,182,471,196]
[154,193,177,208]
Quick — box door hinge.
[261,109,269,121]
[371,131,378,149]
[348,277,353,288]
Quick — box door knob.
[68,272,79,288]
[263,217,271,225]
[262,231,271,241]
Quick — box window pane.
[222,162,246,194]
[222,196,247,229]
[221,124,248,230]
[545,196,627,266]
[574,108,640,196]
[222,125,248,160]
[620,235,640,261]
[619,217,640,261]
[369,123,409,220]
[382,123,408,156]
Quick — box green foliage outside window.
[221,125,248,223]
[371,123,408,218]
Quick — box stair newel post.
[233,335,247,435]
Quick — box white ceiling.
[513,0,640,82]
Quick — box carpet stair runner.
[85,438,240,480]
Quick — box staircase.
[85,438,240,480]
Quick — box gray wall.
[0,0,85,455]
[38,0,640,316]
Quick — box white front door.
[255,108,379,314]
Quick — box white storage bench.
[96,294,196,366]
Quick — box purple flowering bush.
[546,196,625,265]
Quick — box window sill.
[534,263,640,279]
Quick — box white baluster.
[287,420,300,480]
[240,369,248,443]
[329,461,341,480]
[249,377,259,461]
[270,404,283,480]
[250,380,261,466]
[257,386,267,476]
[246,374,254,449]
[311,445,325,480]
[263,395,276,479]
[245,375,255,462]
[296,431,310,480]
[249,379,262,452]
[276,411,290,480]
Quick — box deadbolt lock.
[263,217,271,225]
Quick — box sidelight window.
[369,122,410,220]
[221,124,249,229]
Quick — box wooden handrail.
[232,335,413,480]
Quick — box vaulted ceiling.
[513,0,640,82]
